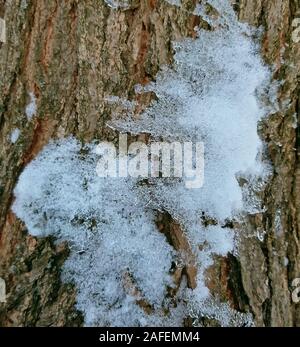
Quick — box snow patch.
[0,17,6,43]
[25,92,37,120]
[10,128,20,144]
[13,138,175,326]
[165,0,181,7]
[111,0,272,221]
[104,0,131,10]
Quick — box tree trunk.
[0,0,299,327]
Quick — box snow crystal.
[274,210,283,235]
[13,0,274,327]
[13,138,174,326]
[103,0,131,10]
[0,18,6,44]
[105,95,136,111]
[20,0,28,10]
[111,0,271,221]
[10,128,20,144]
[257,229,266,242]
[25,92,37,120]
[165,0,181,7]
[292,113,298,129]
[190,298,253,327]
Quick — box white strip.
[0,18,6,43]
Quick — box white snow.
[111,0,272,221]
[25,92,37,120]
[165,0,181,7]
[103,0,131,10]
[0,18,6,43]
[13,138,175,326]
[13,0,275,327]
[10,128,20,144]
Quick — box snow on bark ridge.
[103,0,131,10]
[10,128,20,144]
[165,0,182,6]
[13,0,273,326]
[25,92,37,120]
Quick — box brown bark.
[0,0,299,327]
[237,0,300,327]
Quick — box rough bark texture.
[237,0,300,327]
[0,0,299,327]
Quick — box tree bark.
[0,0,299,327]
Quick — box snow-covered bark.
[0,0,299,327]
[12,1,273,327]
